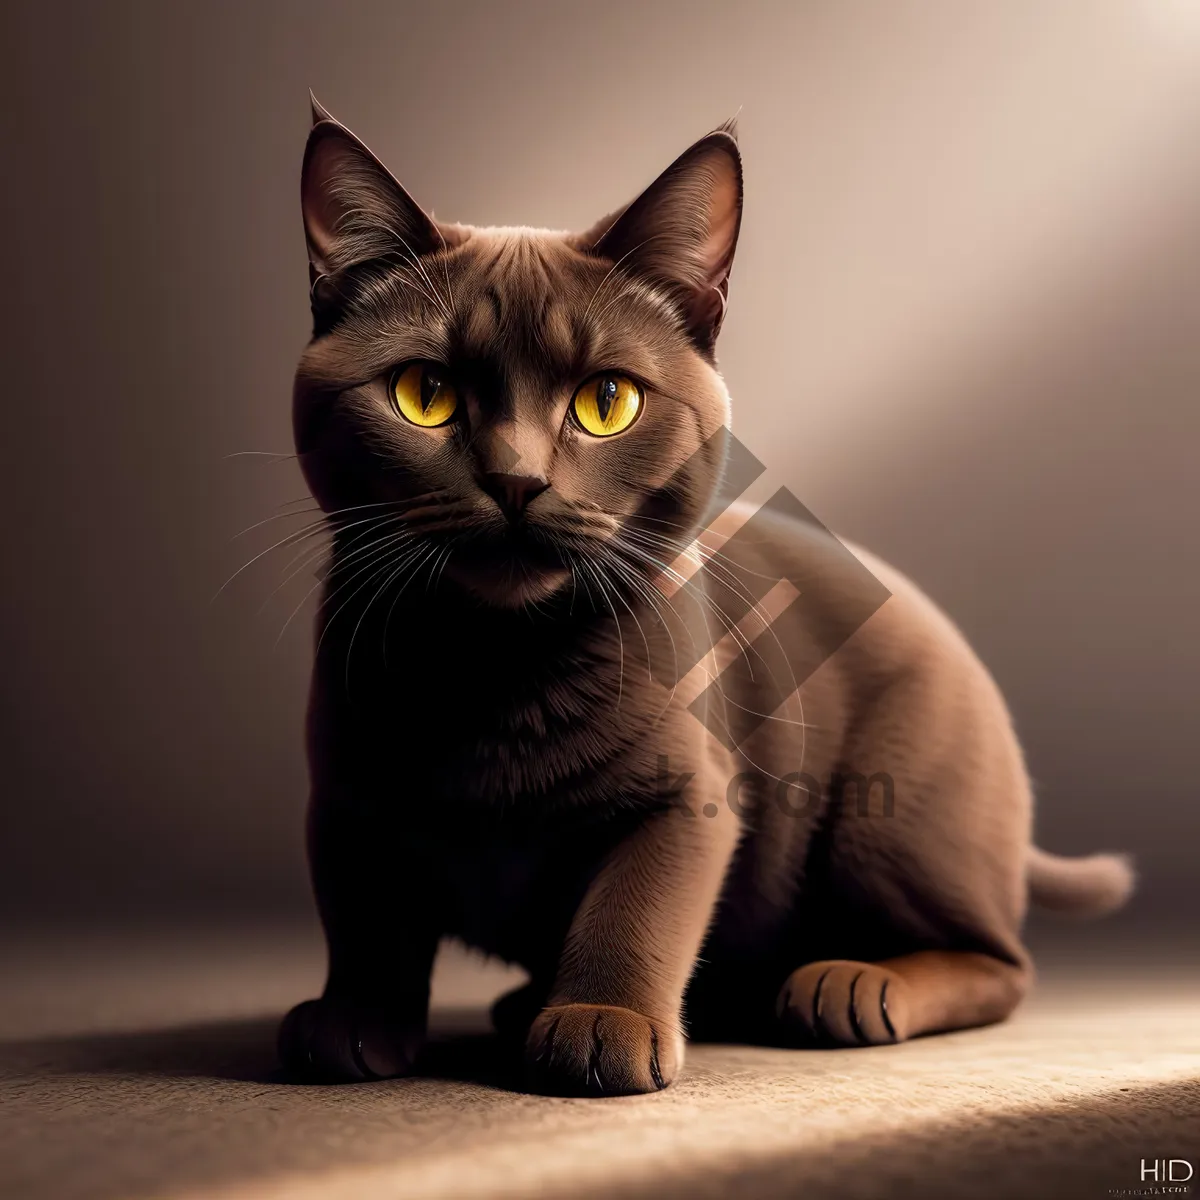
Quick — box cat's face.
[293,103,741,609]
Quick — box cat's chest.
[339,631,649,808]
[440,840,564,955]
[431,819,633,965]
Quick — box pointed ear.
[309,90,335,126]
[579,121,743,351]
[301,107,443,281]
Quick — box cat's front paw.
[525,1003,680,1096]
[777,960,911,1047]
[278,997,426,1082]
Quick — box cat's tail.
[1026,846,1135,917]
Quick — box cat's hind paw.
[777,960,911,1047]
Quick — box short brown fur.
[278,102,1133,1095]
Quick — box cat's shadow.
[0,1007,525,1092]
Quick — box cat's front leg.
[279,790,441,1082]
[526,790,740,1096]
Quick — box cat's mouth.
[441,527,573,608]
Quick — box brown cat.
[278,96,1133,1095]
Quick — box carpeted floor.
[1,923,1196,1200]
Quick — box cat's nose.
[480,472,550,522]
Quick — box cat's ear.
[301,103,443,281]
[579,120,742,351]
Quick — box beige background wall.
[1,0,1197,920]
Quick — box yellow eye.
[391,362,459,427]
[571,374,643,437]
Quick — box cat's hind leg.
[776,950,1028,1046]
[770,646,1034,1047]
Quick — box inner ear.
[301,117,444,278]
[580,125,743,350]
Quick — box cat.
[278,96,1134,1095]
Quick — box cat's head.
[293,98,741,610]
